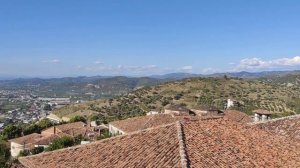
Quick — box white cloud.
[202,68,219,74]
[274,56,300,66]
[179,66,193,72]
[42,59,61,64]
[236,56,300,70]
[94,61,104,65]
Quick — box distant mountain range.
[1,70,300,100]
[150,70,300,79]
[1,70,300,81]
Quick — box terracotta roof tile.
[254,115,300,140]
[9,133,60,150]
[183,119,300,167]
[109,114,177,133]
[19,117,300,168]
[253,109,272,115]
[54,122,87,132]
[9,133,42,145]
[224,110,252,124]
[19,124,181,168]
[42,122,93,138]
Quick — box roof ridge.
[176,121,189,168]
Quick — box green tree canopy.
[0,140,10,168]
[45,136,75,152]
[0,124,22,140]
[69,116,87,123]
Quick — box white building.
[108,124,125,135]
[46,113,62,123]
[146,111,159,116]
[9,133,51,157]
[254,109,272,122]
[227,99,234,109]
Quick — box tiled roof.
[9,133,42,145]
[9,133,59,149]
[55,122,87,132]
[165,104,190,112]
[19,124,182,168]
[224,110,252,123]
[9,122,94,150]
[253,109,272,115]
[109,114,177,133]
[19,118,300,168]
[254,115,300,140]
[42,122,93,137]
[183,119,300,167]
[35,134,60,145]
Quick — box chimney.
[54,126,56,134]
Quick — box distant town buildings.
[46,113,62,123]
[0,88,73,126]
[9,121,100,157]
[226,99,242,109]
[254,109,272,122]
[191,106,223,116]
[146,111,159,115]
[164,104,195,116]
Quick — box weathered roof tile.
[19,118,300,168]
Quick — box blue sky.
[1,0,300,77]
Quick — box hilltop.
[53,76,300,122]
[2,70,300,101]
[259,72,300,87]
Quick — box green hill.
[259,72,300,87]
[53,77,300,122]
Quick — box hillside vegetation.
[54,77,300,122]
[260,73,300,87]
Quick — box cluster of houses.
[9,121,108,157]
[16,104,300,167]
[9,99,274,163]
[0,94,71,128]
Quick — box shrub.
[45,136,75,152]
[69,116,87,123]
[0,140,10,167]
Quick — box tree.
[30,147,44,155]
[23,124,40,135]
[0,140,10,168]
[108,98,113,106]
[69,116,87,123]
[0,124,22,140]
[23,119,53,135]
[45,136,75,152]
[19,150,30,157]
[174,93,183,100]
[37,118,53,130]
[96,130,112,140]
